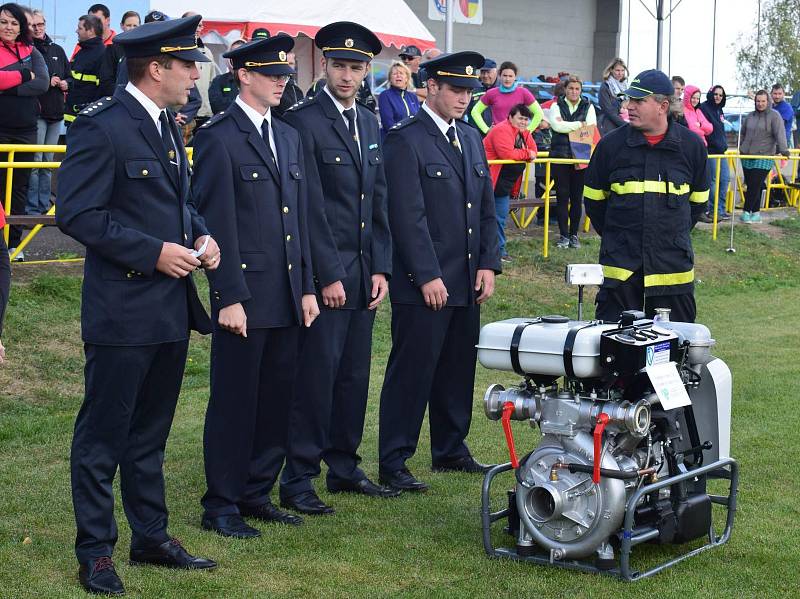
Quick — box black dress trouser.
[71,340,189,561]
[552,162,585,237]
[595,271,696,323]
[202,327,299,518]
[378,303,480,472]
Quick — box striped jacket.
[583,121,708,297]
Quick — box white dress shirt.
[324,85,361,158]
[422,101,461,148]
[235,95,279,166]
[125,81,181,168]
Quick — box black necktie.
[261,119,277,166]
[158,111,178,168]
[446,125,462,155]
[343,107,358,141]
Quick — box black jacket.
[583,121,709,297]
[699,88,728,154]
[208,72,237,115]
[56,88,211,344]
[383,109,501,306]
[284,91,391,309]
[66,36,106,122]
[191,103,315,328]
[33,34,68,122]
[98,42,125,97]
[597,79,627,136]
[550,97,591,158]
[275,77,304,116]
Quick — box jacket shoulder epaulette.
[286,96,316,113]
[78,96,116,117]
[199,109,231,129]
[389,114,417,132]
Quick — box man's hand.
[58,79,68,91]
[174,113,187,126]
[367,274,388,310]
[50,75,60,87]
[194,235,221,270]
[475,269,496,304]
[421,278,448,311]
[155,242,201,278]
[321,280,346,308]
[218,303,247,337]
[302,294,320,327]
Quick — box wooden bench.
[5,214,56,227]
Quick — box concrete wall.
[405,0,621,81]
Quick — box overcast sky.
[621,0,759,100]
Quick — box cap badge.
[278,50,287,61]
[344,38,354,48]
[465,65,474,75]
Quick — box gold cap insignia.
[465,65,474,75]
[278,50,287,61]
[168,150,175,160]
[344,38,354,48]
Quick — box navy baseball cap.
[421,51,485,89]
[399,45,421,59]
[224,34,295,76]
[315,21,381,62]
[624,69,674,98]
[115,14,210,62]
[481,59,497,70]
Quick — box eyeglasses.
[32,23,46,28]
[266,74,290,83]
[401,56,415,62]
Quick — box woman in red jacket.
[483,103,537,261]
[683,84,713,145]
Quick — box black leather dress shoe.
[201,513,261,539]
[129,538,217,570]
[328,477,402,498]
[280,491,335,515]
[239,501,303,526]
[78,557,125,595]
[431,456,492,473]
[378,468,429,492]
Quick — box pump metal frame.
[480,457,738,581]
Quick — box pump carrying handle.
[501,401,520,468]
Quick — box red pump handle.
[593,413,610,483]
[501,401,520,468]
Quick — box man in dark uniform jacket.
[192,35,320,539]
[378,52,501,492]
[208,38,245,114]
[279,21,397,516]
[65,14,106,126]
[56,16,220,595]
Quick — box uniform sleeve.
[383,131,442,286]
[98,45,119,97]
[190,128,251,308]
[371,131,392,278]
[284,110,348,288]
[56,117,164,274]
[476,135,502,273]
[583,136,612,235]
[295,137,316,295]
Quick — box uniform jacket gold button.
[335,156,341,162]
[467,202,472,208]
[436,171,441,176]
[286,234,291,241]
[283,206,289,213]
[252,172,258,178]
[288,263,293,270]
[361,221,365,229]
[241,263,247,269]
[468,253,472,259]
[361,193,365,200]
[142,169,148,176]
[184,233,188,241]
[468,228,473,234]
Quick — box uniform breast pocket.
[288,164,302,182]
[665,170,692,209]
[125,159,163,179]
[425,164,451,179]
[472,163,487,178]
[368,150,382,166]
[321,149,353,166]
[239,165,270,181]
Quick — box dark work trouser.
[0,235,9,335]
[595,271,696,323]
[552,162,585,237]
[280,307,375,498]
[742,167,770,213]
[202,327,299,518]
[0,130,36,248]
[378,303,480,472]
[71,340,188,562]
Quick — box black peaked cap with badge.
[223,34,295,76]
[114,14,210,62]
[420,51,484,89]
[314,21,382,62]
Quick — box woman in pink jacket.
[683,84,713,145]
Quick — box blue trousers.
[707,157,730,215]
[494,195,510,257]
[26,118,62,214]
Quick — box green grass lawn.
[1,216,799,598]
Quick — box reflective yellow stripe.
[583,185,609,201]
[689,190,709,203]
[64,114,76,122]
[602,265,635,281]
[71,70,100,85]
[610,181,691,195]
[644,269,695,287]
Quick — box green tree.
[735,0,800,91]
